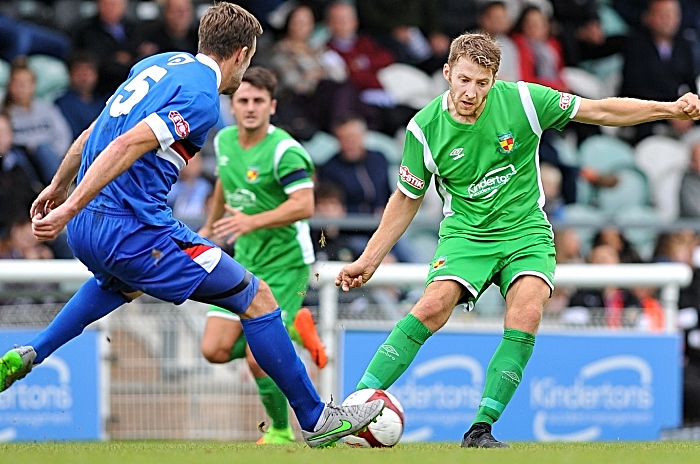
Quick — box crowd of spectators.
[4,0,700,424]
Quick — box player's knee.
[200,339,229,364]
[242,279,278,319]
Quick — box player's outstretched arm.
[32,121,160,241]
[30,122,95,219]
[335,189,423,291]
[573,92,700,127]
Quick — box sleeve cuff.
[569,95,581,119]
[284,181,314,195]
[397,182,422,199]
[144,113,175,150]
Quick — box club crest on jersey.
[430,256,447,270]
[168,111,190,138]
[559,92,573,110]
[246,166,260,183]
[399,165,425,189]
[497,131,517,154]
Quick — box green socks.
[228,334,247,361]
[474,328,535,425]
[357,313,432,390]
[255,376,289,430]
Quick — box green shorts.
[207,264,311,326]
[426,231,555,307]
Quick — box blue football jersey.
[78,52,221,226]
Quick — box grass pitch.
[2,441,700,464]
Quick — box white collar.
[196,53,222,89]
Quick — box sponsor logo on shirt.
[168,110,190,138]
[559,92,573,110]
[467,164,517,199]
[225,188,256,208]
[449,147,465,160]
[246,166,259,183]
[399,165,425,189]
[497,131,518,154]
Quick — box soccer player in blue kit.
[0,3,382,447]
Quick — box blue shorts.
[67,206,257,311]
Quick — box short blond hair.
[198,2,262,61]
[448,32,501,77]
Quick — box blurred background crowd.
[4,0,700,422]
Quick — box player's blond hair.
[448,32,501,77]
[198,2,262,61]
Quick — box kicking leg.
[190,256,384,447]
[357,280,462,390]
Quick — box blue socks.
[29,277,128,363]
[241,309,324,431]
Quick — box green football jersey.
[214,125,315,273]
[398,80,579,240]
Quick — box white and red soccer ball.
[342,388,404,448]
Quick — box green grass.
[2,441,700,464]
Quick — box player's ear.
[270,98,277,116]
[443,63,450,82]
[234,46,249,65]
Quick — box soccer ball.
[342,388,404,448]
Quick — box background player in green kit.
[335,32,700,448]
[198,67,327,444]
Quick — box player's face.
[444,57,495,124]
[231,82,276,131]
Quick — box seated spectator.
[566,244,642,328]
[8,219,54,260]
[620,0,697,142]
[679,141,700,218]
[592,227,643,263]
[167,155,213,231]
[550,0,626,67]
[511,5,568,91]
[325,1,414,135]
[317,116,391,215]
[269,4,365,138]
[141,0,199,56]
[73,0,146,95]
[2,58,71,185]
[0,113,43,234]
[312,182,358,262]
[477,1,520,82]
[0,13,71,62]
[55,50,108,140]
[356,0,449,74]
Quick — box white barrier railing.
[0,260,693,401]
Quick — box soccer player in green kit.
[199,67,326,444]
[335,32,700,448]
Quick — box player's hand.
[32,203,74,241]
[30,184,68,219]
[212,204,256,245]
[335,258,378,291]
[197,224,213,239]
[675,92,700,120]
